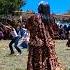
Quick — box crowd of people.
[58,24,70,40]
[0,22,70,40]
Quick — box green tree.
[0,0,26,15]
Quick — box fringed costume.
[26,14,62,70]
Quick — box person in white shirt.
[18,25,30,48]
[10,28,18,38]
[9,27,21,55]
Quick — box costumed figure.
[26,1,64,70]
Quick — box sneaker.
[16,53,22,56]
[9,52,14,55]
[16,53,20,56]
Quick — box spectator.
[0,30,4,40]
[68,24,70,31]
[66,30,70,47]
[63,25,68,39]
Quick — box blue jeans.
[20,41,28,48]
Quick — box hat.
[38,1,48,5]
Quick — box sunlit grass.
[0,40,28,70]
[0,40,70,70]
[55,40,70,70]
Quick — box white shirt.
[22,28,30,42]
[10,28,18,38]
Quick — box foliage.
[0,0,26,15]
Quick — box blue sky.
[21,0,70,14]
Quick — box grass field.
[55,40,70,70]
[0,40,70,70]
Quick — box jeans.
[9,36,21,54]
[20,41,28,48]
